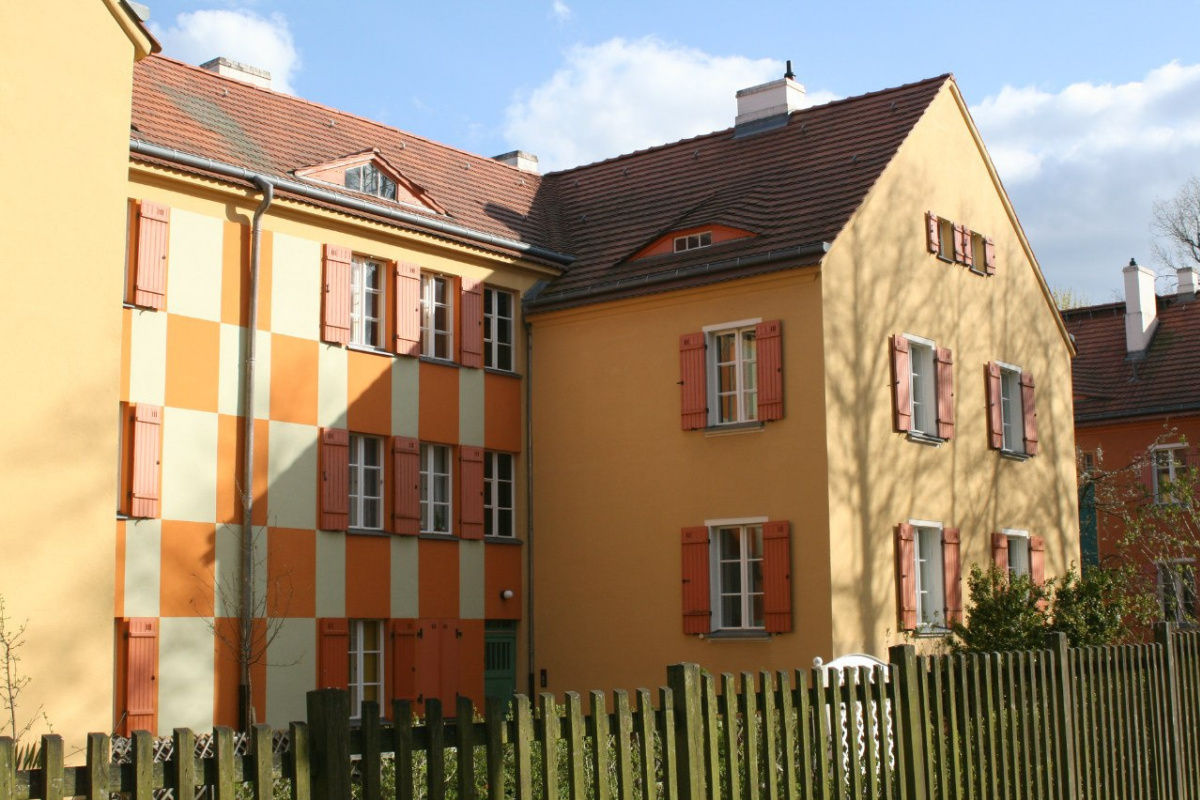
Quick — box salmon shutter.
[925,211,940,254]
[1030,536,1046,586]
[439,623,462,708]
[679,333,707,430]
[414,619,441,712]
[130,404,162,519]
[680,527,711,634]
[317,618,349,690]
[322,245,352,345]
[390,620,418,703]
[319,428,349,530]
[762,521,792,633]
[134,201,169,310]
[983,237,997,275]
[1021,371,1039,456]
[890,335,912,433]
[935,347,955,440]
[460,278,484,368]
[124,618,158,735]
[942,528,962,625]
[992,532,1009,573]
[952,224,966,262]
[394,263,421,356]
[391,436,420,535]
[986,362,1003,449]
[895,524,917,631]
[756,320,784,421]
[961,229,975,269]
[459,446,485,539]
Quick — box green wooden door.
[484,622,517,708]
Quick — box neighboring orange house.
[1064,260,1200,625]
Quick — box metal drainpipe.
[240,177,274,731]
[524,317,536,698]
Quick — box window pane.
[719,529,740,559]
[751,594,764,627]
[722,596,742,627]
[499,513,513,537]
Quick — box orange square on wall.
[160,521,216,616]
[418,538,459,619]
[345,534,391,618]
[419,361,459,443]
[166,315,221,413]
[271,334,319,424]
[484,372,521,453]
[267,527,316,618]
[347,350,392,435]
[485,543,523,620]
[216,416,270,527]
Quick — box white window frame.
[1003,529,1031,578]
[345,163,397,201]
[704,318,761,426]
[997,361,1025,454]
[421,274,453,360]
[904,334,938,437]
[911,520,946,632]
[674,231,712,253]
[350,256,385,349]
[420,443,452,533]
[484,287,514,371]
[1152,444,1188,505]
[348,434,384,531]
[348,619,385,719]
[706,516,768,631]
[936,218,955,261]
[484,451,515,538]
[1157,559,1197,626]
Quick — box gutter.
[128,140,575,267]
[1076,404,1200,425]
[524,317,536,698]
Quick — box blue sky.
[144,0,1200,303]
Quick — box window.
[1158,561,1198,626]
[349,434,383,530]
[674,231,712,252]
[350,256,384,348]
[346,163,397,201]
[936,218,955,261]
[714,524,764,630]
[120,403,162,519]
[914,525,946,630]
[680,520,791,635]
[987,361,1038,456]
[420,444,452,533]
[679,320,783,430]
[348,619,385,718]
[712,325,758,425]
[895,522,961,632]
[1000,366,1023,452]
[925,211,995,275]
[127,199,170,309]
[484,288,514,371]
[484,452,515,537]
[890,335,953,440]
[1004,531,1031,578]
[421,274,453,359]
[1152,445,1189,504]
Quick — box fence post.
[667,663,706,800]
[1044,631,1079,800]
[1155,622,1186,800]
[306,689,351,800]
[888,644,927,800]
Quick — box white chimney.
[1178,266,1199,300]
[200,57,272,90]
[735,61,805,135]
[493,151,540,174]
[1124,258,1159,354]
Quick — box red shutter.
[414,619,441,713]
[134,201,169,310]
[681,527,711,634]
[943,528,962,625]
[983,237,997,275]
[762,521,792,633]
[986,362,1003,450]
[459,446,484,540]
[391,436,420,535]
[124,618,158,735]
[925,211,940,254]
[460,278,484,368]
[992,533,1009,573]
[317,618,349,690]
[935,347,955,440]
[890,335,912,433]
[895,524,917,631]
[961,230,975,269]
[679,333,707,430]
[319,429,349,530]
[390,620,418,703]
[1021,371,1039,456]
[952,224,966,262]
[1030,536,1046,586]
[756,320,784,422]
[322,245,352,345]
[394,263,421,356]
[439,623,462,708]
[130,404,162,519]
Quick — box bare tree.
[1151,175,1200,272]
[0,597,51,767]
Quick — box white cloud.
[151,9,300,94]
[504,37,836,172]
[551,1,571,22]
[970,62,1200,299]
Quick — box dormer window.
[674,232,712,252]
[346,163,397,201]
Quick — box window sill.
[419,356,460,369]
[1000,450,1030,462]
[913,627,951,638]
[347,527,389,537]
[484,535,523,546]
[906,431,946,447]
[699,630,771,642]
[484,367,523,379]
[347,344,394,358]
[418,531,457,541]
[703,421,765,437]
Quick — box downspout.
[240,176,274,731]
[524,318,536,698]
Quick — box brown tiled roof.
[1063,296,1200,422]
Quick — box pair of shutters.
[318,431,485,537]
[985,363,1039,455]
[925,211,996,275]
[889,335,955,439]
[992,534,1046,584]
[680,521,792,634]
[127,403,163,519]
[132,200,170,309]
[894,524,963,631]
[678,320,784,430]
[119,618,159,735]
[321,246,485,367]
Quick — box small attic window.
[346,163,397,201]
[674,232,712,253]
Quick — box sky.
[142,0,1200,304]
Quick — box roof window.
[346,163,397,201]
[674,232,712,253]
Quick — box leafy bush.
[949,565,1050,652]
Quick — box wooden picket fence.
[3,625,1200,800]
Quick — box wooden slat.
[539,694,562,800]
[484,697,504,800]
[982,656,1000,800]
[845,668,863,800]
[565,693,586,800]
[456,697,475,800]
[743,673,761,800]
[0,738,13,800]
[759,671,780,800]
[40,736,62,800]
[775,672,798,800]
[928,660,946,800]
[700,676,719,800]
[793,670,816,800]
[614,691,635,800]
[85,734,109,800]
[590,691,611,800]
[635,690,656,800]
[361,705,382,800]
[513,695,534,800]
[250,725,274,800]
[289,722,311,800]
[658,688,679,800]
[426,699,445,800]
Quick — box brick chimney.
[493,151,540,174]
[734,61,805,137]
[1124,258,1158,355]
[201,57,272,89]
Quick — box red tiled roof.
[1063,297,1200,422]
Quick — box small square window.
[346,164,397,201]
[350,256,384,349]
[484,451,515,537]
[711,524,764,630]
[709,324,757,425]
[420,443,452,533]
[348,619,385,718]
[484,288,514,371]
[349,434,384,530]
[1152,446,1189,505]
[673,231,713,253]
[421,274,453,360]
